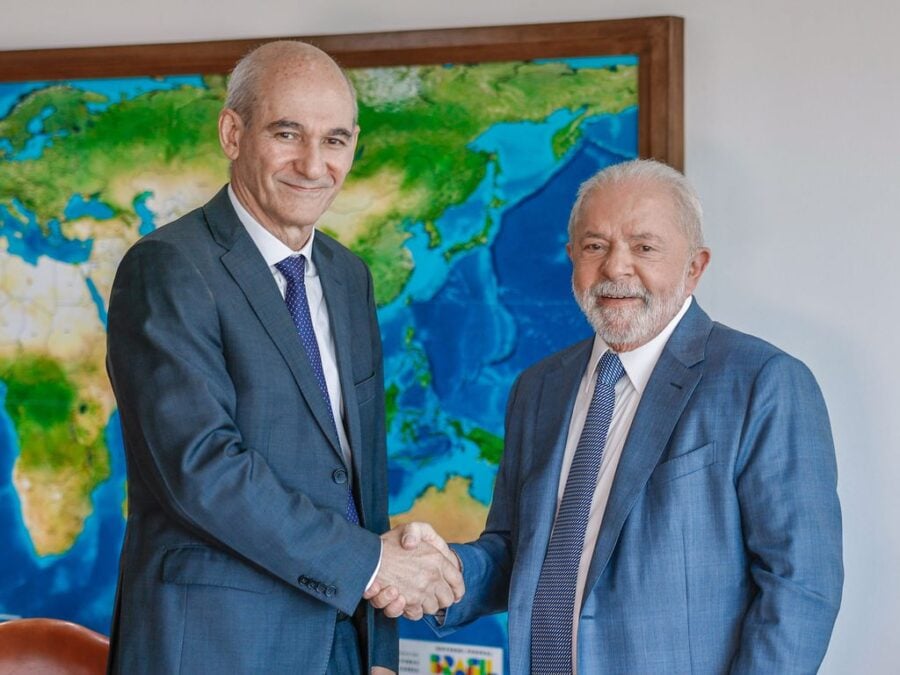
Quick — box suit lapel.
[582,302,712,602]
[204,188,343,459]
[313,237,360,475]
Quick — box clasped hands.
[363,522,463,620]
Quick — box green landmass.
[466,427,504,465]
[400,418,418,444]
[449,419,504,465]
[350,217,414,304]
[0,82,227,227]
[0,353,111,554]
[424,220,441,248]
[0,86,107,158]
[0,354,109,478]
[551,110,589,159]
[444,213,493,261]
[385,383,400,430]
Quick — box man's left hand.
[371,668,395,675]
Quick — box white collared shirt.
[562,296,693,669]
[227,186,351,467]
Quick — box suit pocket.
[354,372,378,405]
[161,545,275,594]
[651,442,717,484]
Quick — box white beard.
[574,272,688,348]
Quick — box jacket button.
[332,468,348,484]
[298,575,308,585]
[316,582,327,593]
[325,586,336,598]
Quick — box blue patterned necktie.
[275,255,360,525]
[530,350,625,674]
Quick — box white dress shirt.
[227,186,351,465]
[560,296,693,669]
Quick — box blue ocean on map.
[385,105,637,513]
[0,62,638,672]
[0,199,93,266]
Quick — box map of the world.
[0,55,638,670]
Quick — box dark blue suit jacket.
[436,301,842,673]
[106,186,397,673]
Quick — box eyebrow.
[577,231,666,244]
[630,232,665,243]
[265,119,354,138]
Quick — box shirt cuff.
[364,539,383,593]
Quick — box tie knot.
[275,255,306,283]
[597,351,625,387]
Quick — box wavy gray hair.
[567,158,704,252]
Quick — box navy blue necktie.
[275,255,360,525]
[530,351,625,674]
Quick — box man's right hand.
[364,522,463,619]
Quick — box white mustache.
[589,281,650,304]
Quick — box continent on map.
[0,253,112,555]
[390,475,489,544]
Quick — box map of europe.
[0,55,638,662]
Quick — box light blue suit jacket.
[106,187,397,673]
[435,301,842,673]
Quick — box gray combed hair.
[567,158,705,252]
[224,48,267,126]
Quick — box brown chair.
[0,618,109,675]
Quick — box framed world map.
[0,16,682,673]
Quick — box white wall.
[5,1,899,671]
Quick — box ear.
[566,241,574,263]
[218,108,244,161]
[348,124,361,162]
[684,247,711,293]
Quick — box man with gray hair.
[371,158,843,673]
[106,40,462,675]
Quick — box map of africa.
[0,55,638,662]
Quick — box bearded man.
[368,159,843,673]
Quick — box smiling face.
[567,178,710,352]
[219,54,358,250]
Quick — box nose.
[602,243,634,279]
[293,142,326,181]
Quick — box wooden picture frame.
[0,18,683,655]
[0,16,683,167]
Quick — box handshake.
[363,522,464,620]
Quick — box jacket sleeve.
[427,376,524,634]
[107,238,381,616]
[729,353,843,673]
